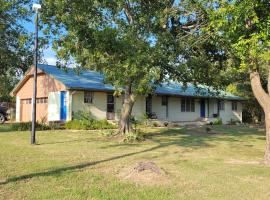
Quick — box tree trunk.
[118,84,135,134]
[250,70,270,165]
[264,113,270,164]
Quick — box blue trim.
[200,99,205,118]
[60,91,67,121]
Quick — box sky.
[24,16,57,65]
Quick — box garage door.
[20,98,48,122]
[20,99,32,122]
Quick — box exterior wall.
[16,73,66,99]
[131,95,146,119]
[48,92,61,121]
[71,91,146,121]
[150,95,201,122]
[15,96,20,122]
[219,100,242,123]
[150,97,243,123]
[15,73,66,122]
[208,99,218,117]
[152,96,167,120]
[72,91,107,120]
[167,97,201,122]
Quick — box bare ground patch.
[118,161,169,185]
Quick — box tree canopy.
[0,0,34,101]
[196,0,270,165]
[41,0,231,133]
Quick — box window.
[181,98,195,112]
[84,91,93,103]
[232,101,237,111]
[21,99,32,104]
[36,97,48,104]
[107,93,115,112]
[161,96,168,106]
[218,101,225,111]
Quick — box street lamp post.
[31,3,41,145]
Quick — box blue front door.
[60,91,67,121]
[200,99,205,118]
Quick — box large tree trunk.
[250,70,270,165]
[118,84,135,134]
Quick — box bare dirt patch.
[118,161,169,185]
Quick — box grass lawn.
[1,125,270,200]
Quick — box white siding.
[72,91,107,120]
[48,92,61,121]
[152,96,167,120]
[15,96,20,122]
[219,100,242,123]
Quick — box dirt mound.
[118,161,169,185]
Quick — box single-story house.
[11,64,244,124]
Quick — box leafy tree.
[41,0,230,134]
[200,0,270,165]
[0,0,34,101]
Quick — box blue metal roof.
[37,64,243,100]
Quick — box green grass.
[0,124,13,132]
[0,125,270,200]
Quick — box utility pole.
[31,3,41,145]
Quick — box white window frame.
[218,101,225,111]
[84,91,94,103]
[232,101,237,111]
[181,98,195,112]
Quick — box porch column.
[207,98,210,118]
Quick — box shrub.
[73,111,93,121]
[100,129,116,137]
[48,121,63,130]
[213,118,223,125]
[123,130,144,142]
[65,119,116,130]
[205,126,212,132]
[66,111,116,130]
[152,122,159,127]
[11,122,50,131]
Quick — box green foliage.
[206,0,270,72]
[205,126,212,132]
[152,122,159,127]
[123,130,144,142]
[73,111,93,121]
[65,119,116,130]
[100,129,116,137]
[11,122,50,131]
[66,111,116,130]
[213,118,223,125]
[41,1,230,95]
[0,0,35,100]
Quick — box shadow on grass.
[0,125,265,185]
[105,126,262,149]
[0,142,174,185]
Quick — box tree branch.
[124,0,133,24]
